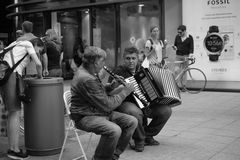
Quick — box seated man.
[110,46,172,152]
[70,46,137,160]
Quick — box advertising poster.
[182,0,240,81]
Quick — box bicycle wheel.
[180,68,207,94]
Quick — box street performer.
[70,46,137,160]
[109,46,172,152]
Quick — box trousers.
[116,101,172,145]
[74,111,137,160]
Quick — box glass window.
[23,13,45,37]
[92,5,116,69]
[56,10,90,59]
[120,1,160,64]
[55,9,90,79]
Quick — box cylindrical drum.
[24,77,64,156]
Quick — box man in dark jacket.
[109,46,172,152]
[173,25,194,87]
[173,25,194,57]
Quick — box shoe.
[145,137,160,146]
[134,143,144,152]
[129,141,144,152]
[7,149,29,160]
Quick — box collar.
[182,32,190,39]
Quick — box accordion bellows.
[129,67,181,107]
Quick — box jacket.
[70,66,129,116]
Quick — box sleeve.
[24,41,37,56]
[174,36,177,47]
[81,79,128,112]
[189,35,194,54]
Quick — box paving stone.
[1,82,240,160]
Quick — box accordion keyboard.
[125,76,148,103]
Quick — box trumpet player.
[70,46,137,160]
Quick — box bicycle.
[166,57,207,94]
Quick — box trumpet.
[103,66,149,108]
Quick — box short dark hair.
[123,46,139,57]
[177,25,186,31]
[22,21,33,33]
[30,38,46,54]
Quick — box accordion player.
[125,67,181,108]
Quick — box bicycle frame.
[174,57,195,83]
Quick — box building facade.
[6,0,182,79]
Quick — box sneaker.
[145,137,160,146]
[7,149,29,160]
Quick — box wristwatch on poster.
[203,25,224,62]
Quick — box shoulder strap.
[148,39,163,46]
[148,39,153,45]
[0,41,22,59]
[10,53,28,71]
[10,50,15,66]
[159,40,163,47]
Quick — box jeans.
[144,104,172,138]
[116,102,145,145]
[175,55,189,86]
[74,111,137,160]
[116,102,172,144]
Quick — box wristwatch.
[203,26,224,61]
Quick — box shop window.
[23,13,45,37]
[120,0,160,64]
[54,9,90,79]
[92,5,116,69]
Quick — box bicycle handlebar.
[162,56,168,60]
[187,57,195,65]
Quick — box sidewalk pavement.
[1,80,240,160]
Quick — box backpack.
[0,42,27,86]
[147,38,164,52]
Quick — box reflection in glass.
[120,1,160,64]
[92,5,116,69]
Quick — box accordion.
[126,67,181,108]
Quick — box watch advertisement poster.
[182,0,240,81]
